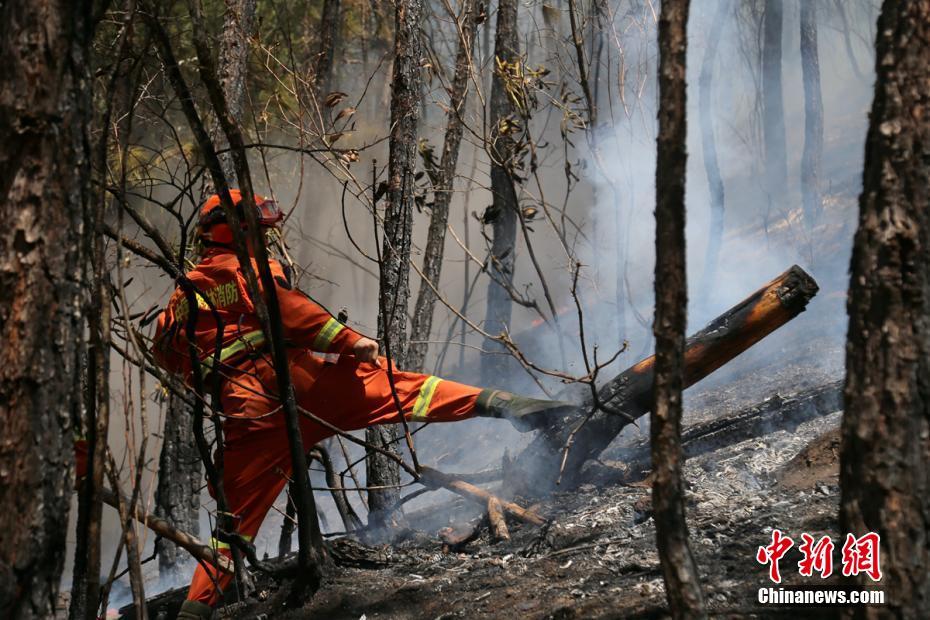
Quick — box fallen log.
[487,497,510,541]
[100,487,234,574]
[511,265,819,493]
[419,466,545,526]
[591,380,843,484]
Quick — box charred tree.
[840,1,930,616]
[510,265,819,493]
[366,0,423,524]
[653,0,706,615]
[761,0,787,217]
[698,0,728,296]
[212,0,257,182]
[0,1,91,617]
[314,0,341,98]
[480,0,522,387]
[155,393,202,581]
[408,0,478,373]
[800,1,823,228]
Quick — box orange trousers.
[187,349,481,606]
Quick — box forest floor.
[123,302,871,619]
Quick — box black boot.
[177,600,213,620]
[474,389,581,432]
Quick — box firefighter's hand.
[353,337,381,366]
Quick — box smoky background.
[69,0,880,606]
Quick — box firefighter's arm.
[272,274,366,356]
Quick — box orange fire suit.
[153,248,481,607]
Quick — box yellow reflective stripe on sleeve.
[312,317,345,352]
[409,376,442,421]
[209,533,253,551]
[201,330,266,372]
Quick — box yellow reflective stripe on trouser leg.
[312,317,345,352]
[409,376,442,421]
[209,533,253,551]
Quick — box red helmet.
[197,189,284,244]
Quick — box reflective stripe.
[312,317,345,352]
[201,330,266,373]
[209,533,253,551]
[409,376,442,421]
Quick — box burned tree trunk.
[480,0,521,387]
[367,0,423,523]
[762,0,787,217]
[212,0,257,182]
[653,0,705,614]
[155,393,202,582]
[0,1,90,617]
[314,0,341,98]
[698,0,728,295]
[800,1,823,228]
[408,0,478,373]
[511,265,819,493]
[841,1,930,615]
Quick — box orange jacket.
[153,248,362,382]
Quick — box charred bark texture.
[213,0,257,182]
[408,0,478,373]
[511,266,819,493]
[762,0,787,215]
[0,1,89,617]
[314,0,341,97]
[698,0,728,295]
[155,393,202,581]
[480,0,521,387]
[653,0,705,614]
[840,1,930,616]
[367,0,423,522]
[800,1,823,227]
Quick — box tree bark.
[0,1,90,617]
[408,0,478,373]
[155,393,202,582]
[653,0,706,616]
[698,0,728,296]
[480,0,521,387]
[314,0,341,98]
[761,0,787,217]
[212,0,257,182]
[366,0,423,524]
[840,1,930,616]
[800,1,823,227]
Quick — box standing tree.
[0,1,91,617]
[761,0,787,221]
[800,0,823,228]
[366,0,423,524]
[841,1,930,616]
[652,0,706,616]
[408,0,478,373]
[697,0,728,296]
[480,0,521,386]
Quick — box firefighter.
[155,190,576,619]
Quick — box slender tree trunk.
[480,0,521,387]
[841,1,930,616]
[212,0,257,182]
[366,0,423,524]
[0,2,90,617]
[698,0,728,296]
[408,0,478,373]
[800,1,823,228]
[761,0,786,219]
[653,0,706,616]
[155,393,202,582]
[314,0,341,98]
